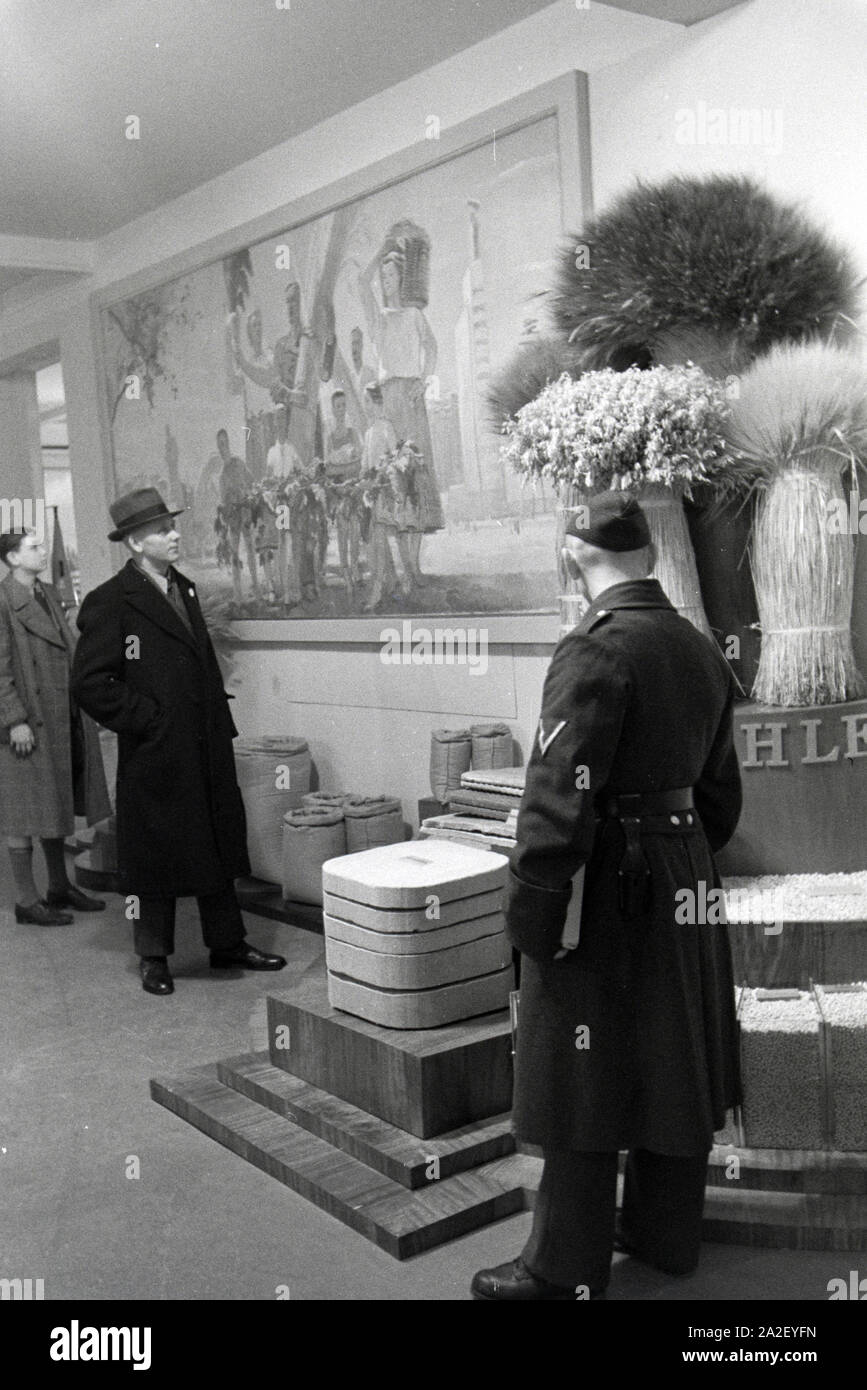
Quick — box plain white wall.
[592,0,867,281]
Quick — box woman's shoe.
[15,900,74,926]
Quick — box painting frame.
[94,72,592,645]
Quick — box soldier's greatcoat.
[508,578,742,1156]
[71,559,250,897]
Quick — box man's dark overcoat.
[71,559,250,896]
[508,578,742,1157]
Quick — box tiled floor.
[0,850,854,1301]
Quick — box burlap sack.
[469,723,513,770]
[235,736,311,884]
[430,729,472,803]
[342,795,404,852]
[281,806,346,906]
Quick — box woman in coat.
[0,530,110,924]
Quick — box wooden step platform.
[235,877,324,933]
[702,1179,867,1253]
[151,1064,528,1259]
[150,1060,867,1257]
[73,850,120,895]
[215,1052,515,1189]
[706,1144,867,1195]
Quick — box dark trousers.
[522,1147,710,1292]
[133,885,246,958]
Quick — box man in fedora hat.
[71,488,286,995]
[471,492,742,1301]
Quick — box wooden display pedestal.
[265,974,514,1137]
[151,968,531,1258]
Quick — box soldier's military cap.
[565,493,650,551]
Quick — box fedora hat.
[107,487,186,542]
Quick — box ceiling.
[0,0,744,243]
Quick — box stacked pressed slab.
[419,766,523,852]
[322,840,513,1028]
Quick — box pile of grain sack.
[422,726,522,852]
[233,737,404,906]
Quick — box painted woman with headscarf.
[358,242,444,582]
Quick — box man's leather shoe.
[140,957,174,995]
[15,900,74,926]
[209,941,287,971]
[471,1256,604,1301]
[47,887,106,912]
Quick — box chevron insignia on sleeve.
[537,718,567,756]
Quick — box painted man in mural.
[228,305,278,480]
[349,325,377,421]
[325,390,362,483]
[361,382,404,610]
[272,281,307,416]
[325,389,364,594]
[216,428,260,604]
[261,405,304,605]
[358,240,444,585]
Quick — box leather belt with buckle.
[601,787,696,917]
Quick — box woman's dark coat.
[0,571,110,837]
[508,579,742,1156]
[71,559,250,896]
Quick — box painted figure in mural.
[272,281,307,413]
[260,405,304,605]
[325,389,364,594]
[361,383,416,609]
[0,530,109,926]
[325,390,362,483]
[216,428,260,604]
[228,305,279,480]
[358,242,445,584]
[349,325,377,421]
[71,489,286,996]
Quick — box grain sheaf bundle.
[553,175,859,373]
[726,342,867,706]
[639,481,712,639]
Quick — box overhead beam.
[0,235,96,276]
